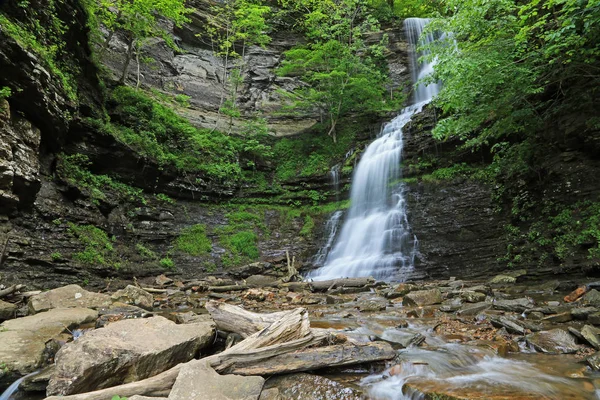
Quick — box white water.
[0,371,39,400]
[312,210,344,267]
[309,18,438,281]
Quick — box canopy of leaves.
[277,0,401,141]
[425,0,600,148]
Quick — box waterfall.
[0,371,39,400]
[308,18,439,281]
[330,164,341,202]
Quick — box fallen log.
[0,284,25,298]
[206,300,293,338]
[309,277,375,292]
[221,341,395,375]
[141,287,168,294]
[44,307,311,400]
[208,284,248,293]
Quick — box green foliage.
[51,252,62,261]
[300,215,314,236]
[109,87,242,180]
[175,224,212,256]
[68,223,121,269]
[501,201,600,268]
[367,0,444,20]
[56,153,146,205]
[228,231,259,259]
[277,0,402,141]
[88,0,193,80]
[155,193,175,205]
[111,396,128,400]
[273,123,355,181]
[0,10,77,102]
[135,243,158,260]
[426,0,600,149]
[159,257,175,270]
[0,86,11,102]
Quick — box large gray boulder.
[0,299,17,320]
[28,284,112,313]
[402,289,442,307]
[0,308,98,374]
[168,360,264,400]
[47,316,215,396]
[111,285,154,310]
[525,329,579,354]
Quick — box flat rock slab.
[0,299,17,320]
[526,329,579,354]
[169,360,264,400]
[47,316,215,396]
[492,298,533,313]
[28,285,112,313]
[403,289,442,307]
[263,373,364,400]
[0,308,97,374]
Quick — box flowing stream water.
[309,18,438,281]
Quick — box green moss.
[135,243,158,260]
[175,224,212,256]
[68,223,121,269]
[0,11,78,102]
[272,121,356,182]
[108,87,242,180]
[159,257,175,270]
[57,153,146,205]
[155,193,175,204]
[51,252,62,261]
[300,215,314,236]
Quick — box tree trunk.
[119,35,135,84]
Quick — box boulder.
[47,316,215,396]
[582,289,600,307]
[492,298,533,313]
[581,325,600,350]
[525,329,579,354]
[262,372,363,400]
[0,299,17,320]
[460,291,486,303]
[245,275,280,288]
[28,285,112,313]
[587,352,600,371]
[588,312,600,326]
[489,317,525,335]
[403,289,442,307]
[457,302,491,317]
[571,306,597,320]
[169,359,264,400]
[111,285,154,310]
[541,312,572,323]
[0,308,97,374]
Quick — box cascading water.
[308,18,439,281]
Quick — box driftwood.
[309,277,375,292]
[206,300,294,338]
[44,303,391,400]
[44,307,311,400]
[208,284,248,293]
[141,287,168,294]
[225,341,395,375]
[0,284,25,298]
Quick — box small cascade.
[309,18,438,281]
[0,371,39,400]
[330,164,341,202]
[312,210,343,267]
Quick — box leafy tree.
[90,0,193,83]
[278,40,390,142]
[203,0,271,129]
[425,0,600,148]
[276,0,399,142]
